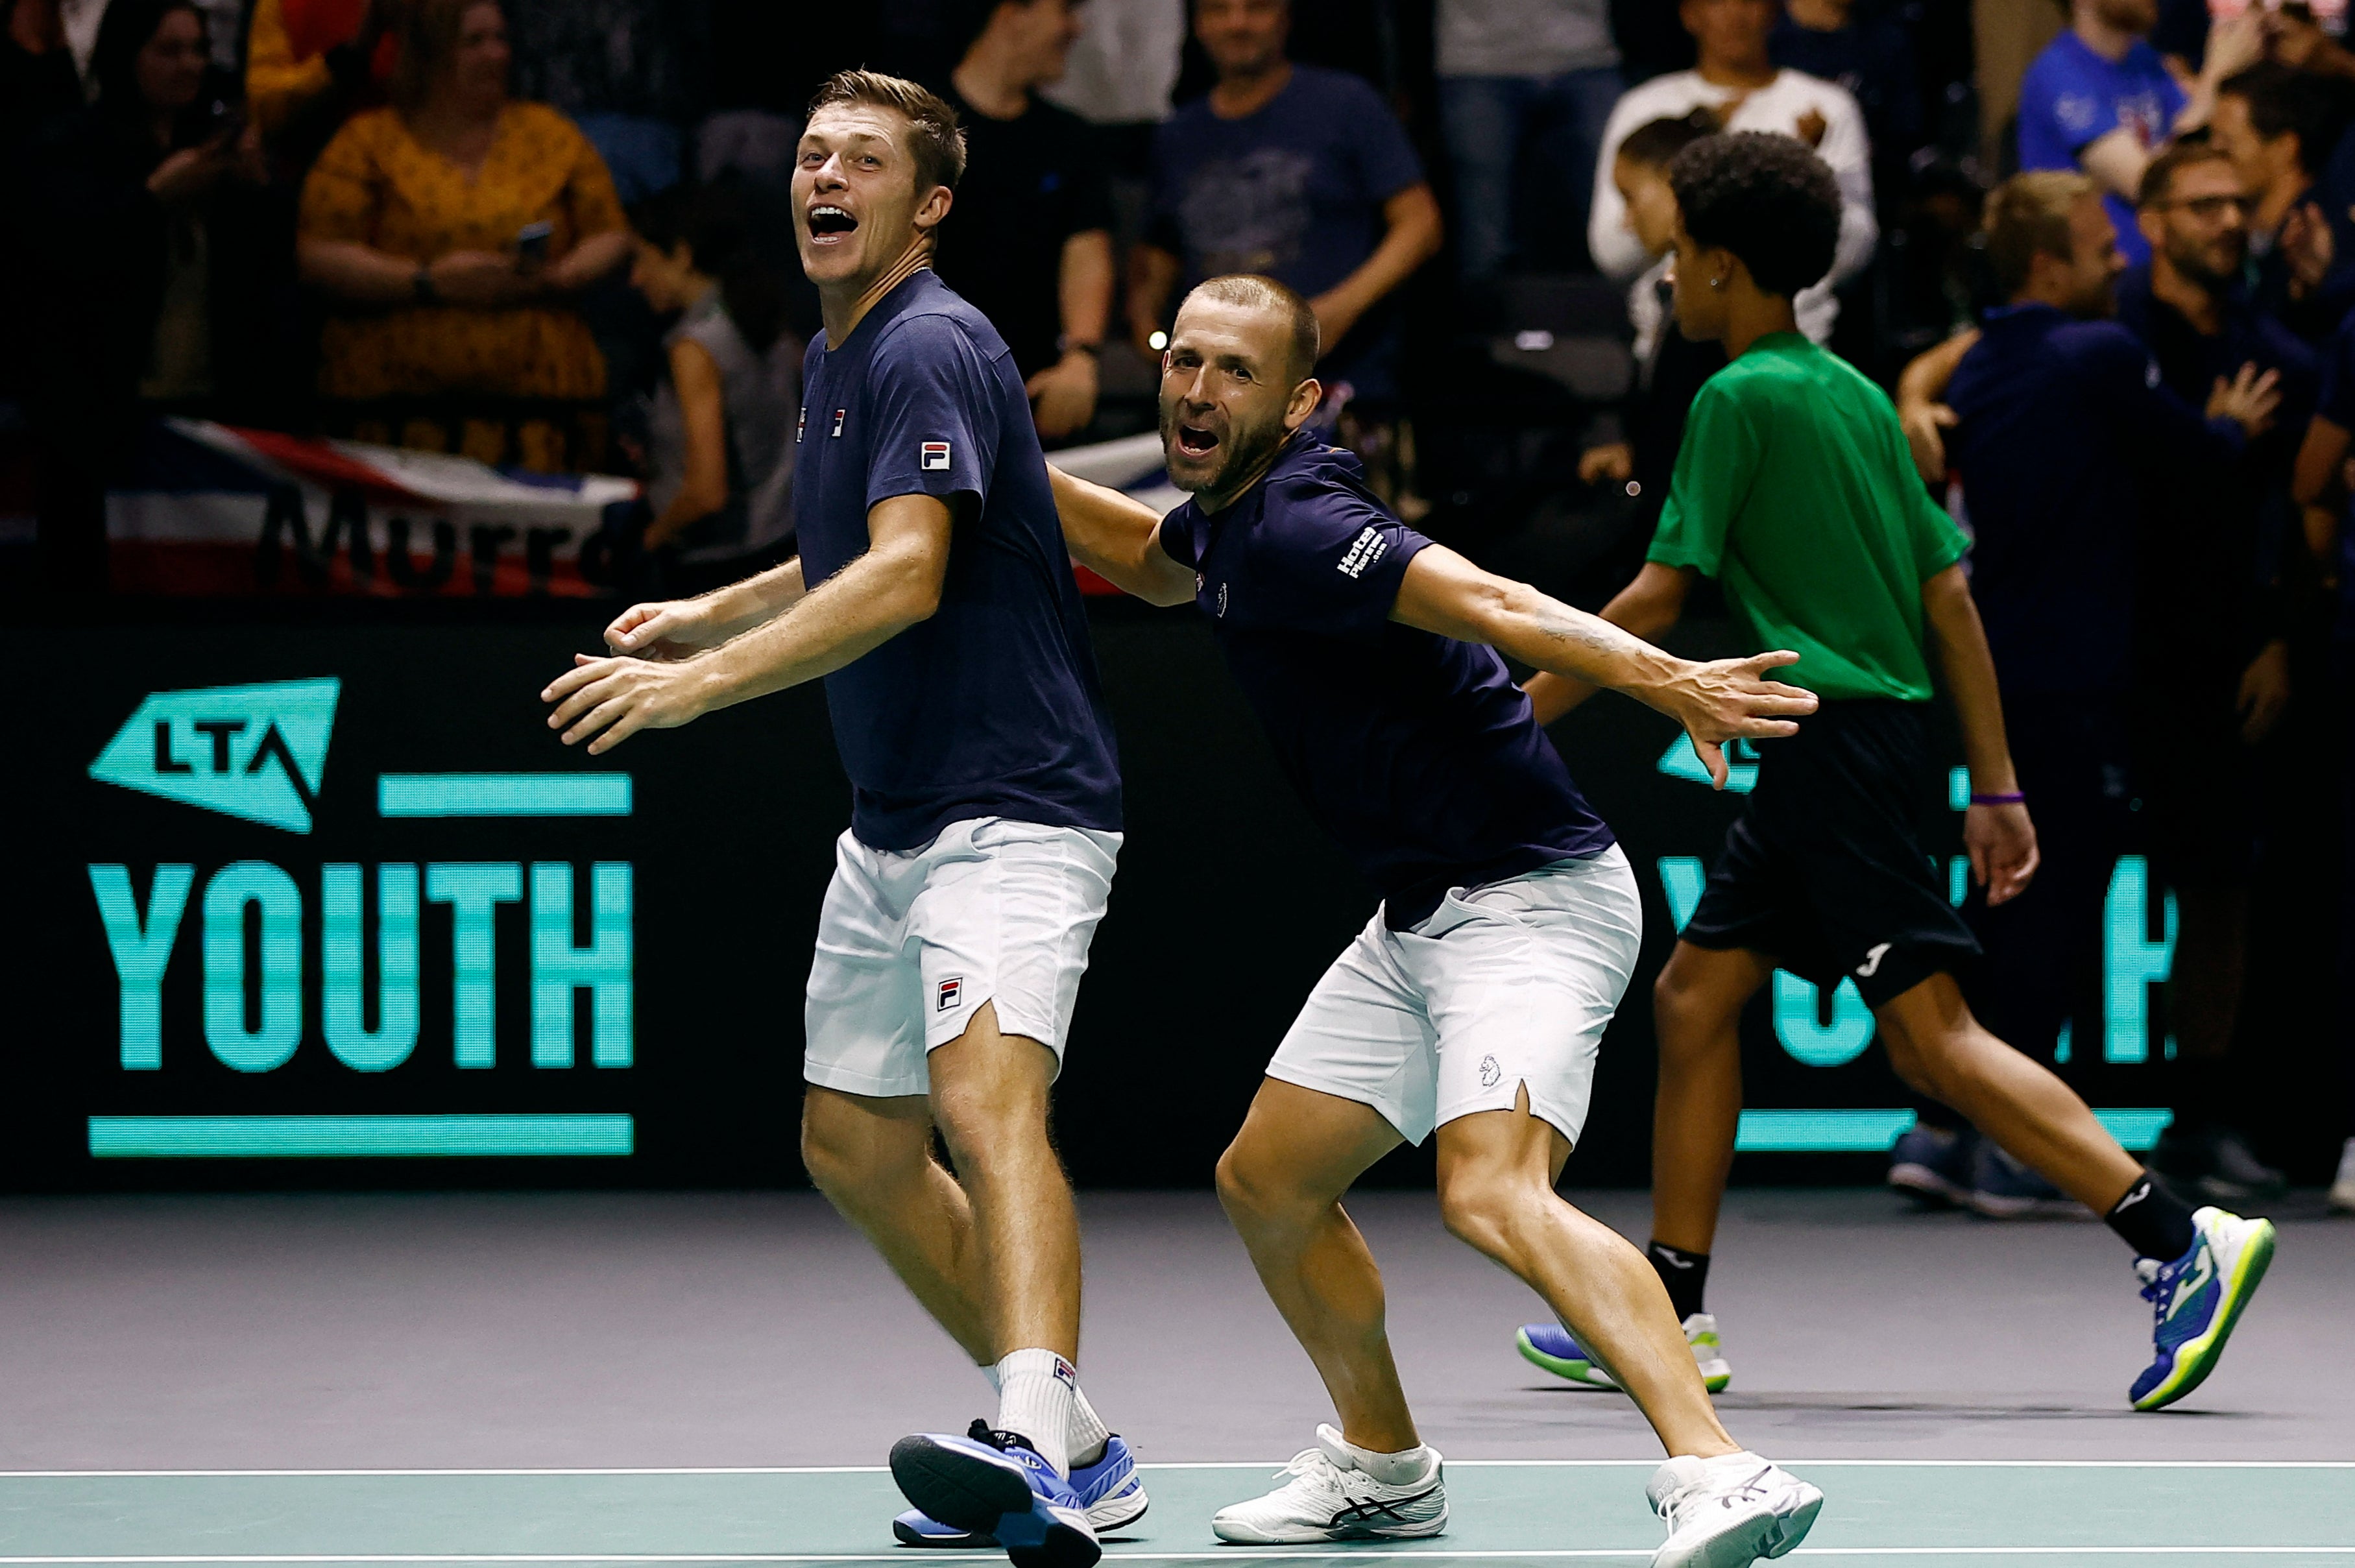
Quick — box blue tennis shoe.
[893,1432,1146,1547]
[1518,1316,1730,1393]
[889,1421,1104,1568]
[2129,1205,2276,1411]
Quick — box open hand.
[2206,361,2281,439]
[604,597,719,660]
[543,652,709,753]
[1965,801,2038,905]
[1667,649,1818,790]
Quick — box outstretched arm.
[1894,328,1977,483]
[1518,561,1697,727]
[1920,562,2038,904]
[1393,546,1814,790]
[543,494,952,753]
[1047,464,1196,606]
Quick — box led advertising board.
[13,618,2185,1190]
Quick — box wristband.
[1970,791,2025,806]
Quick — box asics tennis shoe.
[1517,1314,1731,1393]
[2129,1205,2276,1411]
[1647,1451,1822,1568]
[1209,1425,1446,1543]
[893,1433,1147,1547]
[889,1421,1101,1568]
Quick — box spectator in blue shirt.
[1127,0,1442,416]
[2016,0,2262,265]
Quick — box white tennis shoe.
[1647,1451,1822,1568]
[1210,1425,1446,1544]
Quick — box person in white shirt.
[1588,0,1874,341]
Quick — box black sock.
[1646,1240,1709,1320]
[2105,1172,2198,1260]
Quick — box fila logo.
[795,407,806,444]
[1855,942,1892,978]
[1052,1355,1078,1390]
[830,409,847,438]
[1336,525,1388,579]
[921,440,952,471]
[936,976,964,1013]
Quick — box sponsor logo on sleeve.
[830,409,846,438]
[937,976,964,1013]
[795,407,806,444]
[1337,525,1390,579]
[921,440,952,472]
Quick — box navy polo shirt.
[1156,433,1613,927]
[794,269,1122,850]
[1946,303,2245,699]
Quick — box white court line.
[0,1550,2352,1563]
[3,1461,2352,1478]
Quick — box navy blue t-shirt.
[1946,304,2245,699]
[794,269,1121,849]
[1146,66,1423,400]
[2114,265,2315,673]
[1155,433,1613,927]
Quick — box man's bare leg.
[801,1001,1080,1366]
[1649,941,1773,1255]
[1214,1078,1419,1453]
[1436,1093,1738,1460]
[802,1084,993,1363]
[1874,973,2144,1210]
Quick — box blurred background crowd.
[4,0,2355,1204]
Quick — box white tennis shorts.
[1266,845,1641,1147]
[803,816,1122,1098]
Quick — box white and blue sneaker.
[1517,1314,1731,1393]
[893,1434,1147,1547]
[889,1421,1101,1568]
[1209,1425,1445,1543]
[2129,1205,2276,1412]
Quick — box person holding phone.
[296,0,629,470]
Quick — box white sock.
[1328,1429,1434,1488]
[1068,1384,1111,1469]
[994,1348,1077,1477]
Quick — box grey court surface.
[3,1189,2350,1564]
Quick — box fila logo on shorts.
[830,409,847,438]
[937,976,964,1013]
[1337,525,1389,579]
[921,440,952,471]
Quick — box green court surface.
[3,1462,2350,1567]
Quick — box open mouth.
[1174,424,1220,459]
[807,204,858,244]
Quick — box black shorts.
[1681,699,1981,1007]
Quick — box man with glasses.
[2116,141,2311,1204]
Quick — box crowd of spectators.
[3,0,2353,1203]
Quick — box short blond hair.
[807,69,967,195]
[1984,170,2099,296]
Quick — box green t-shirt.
[1648,333,1970,701]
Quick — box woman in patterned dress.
[296,0,628,470]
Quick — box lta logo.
[89,678,339,832]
